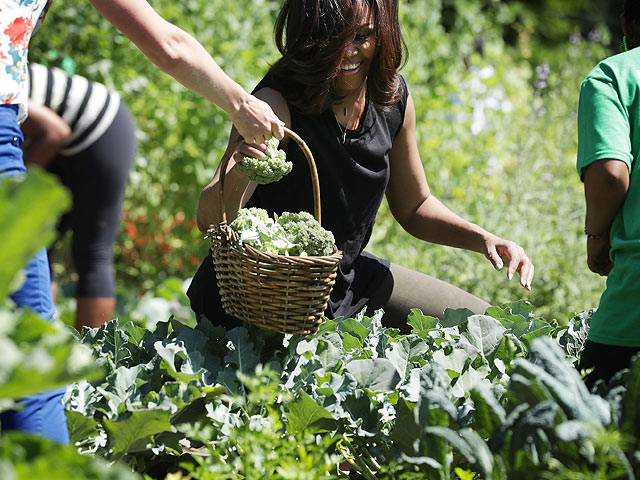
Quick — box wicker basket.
[208,127,343,335]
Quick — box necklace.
[332,82,366,144]
[333,105,351,144]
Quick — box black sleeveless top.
[187,74,409,325]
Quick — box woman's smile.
[340,61,363,75]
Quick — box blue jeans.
[0,104,68,444]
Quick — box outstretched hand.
[483,234,534,291]
[230,94,285,146]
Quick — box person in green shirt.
[577,0,640,387]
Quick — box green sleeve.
[577,75,633,180]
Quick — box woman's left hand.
[483,234,534,291]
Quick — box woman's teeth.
[342,63,360,71]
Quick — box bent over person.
[22,63,136,331]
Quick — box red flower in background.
[4,17,33,48]
[126,221,138,239]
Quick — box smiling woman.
[269,0,405,115]
[188,0,535,333]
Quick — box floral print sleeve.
[0,0,52,122]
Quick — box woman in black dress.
[188,0,534,332]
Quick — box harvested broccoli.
[237,138,292,184]
[230,207,296,254]
[230,208,335,256]
[230,207,271,231]
[276,211,335,256]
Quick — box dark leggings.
[365,261,490,333]
[48,101,136,298]
[579,340,640,389]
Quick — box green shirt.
[577,47,640,347]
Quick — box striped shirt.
[27,63,121,156]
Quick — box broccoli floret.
[276,211,335,256]
[237,138,292,184]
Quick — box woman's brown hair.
[269,0,407,114]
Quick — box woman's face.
[334,6,377,96]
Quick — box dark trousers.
[579,340,640,389]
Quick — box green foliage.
[0,431,141,480]
[0,169,69,301]
[0,171,129,476]
[237,137,292,184]
[0,309,101,401]
[55,294,639,479]
[0,169,100,403]
[65,316,338,478]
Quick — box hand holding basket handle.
[209,128,343,335]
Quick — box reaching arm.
[21,101,71,168]
[88,0,284,143]
[196,88,291,232]
[582,158,629,276]
[385,92,534,290]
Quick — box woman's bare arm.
[386,92,534,289]
[89,0,284,143]
[196,87,291,232]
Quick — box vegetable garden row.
[2,170,640,480]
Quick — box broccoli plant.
[230,208,335,256]
[237,138,292,184]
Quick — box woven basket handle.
[217,127,322,225]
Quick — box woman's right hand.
[230,94,285,146]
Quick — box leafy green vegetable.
[230,207,296,254]
[0,432,141,480]
[230,207,335,256]
[53,297,640,479]
[237,138,292,184]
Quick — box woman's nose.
[345,42,358,57]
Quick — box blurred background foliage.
[29,0,626,321]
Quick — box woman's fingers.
[518,257,534,290]
[232,94,285,143]
[246,135,265,146]
[233,141,267,165]
[495,242,534,290]
[271,120,285,141]
[486,246,505,271]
